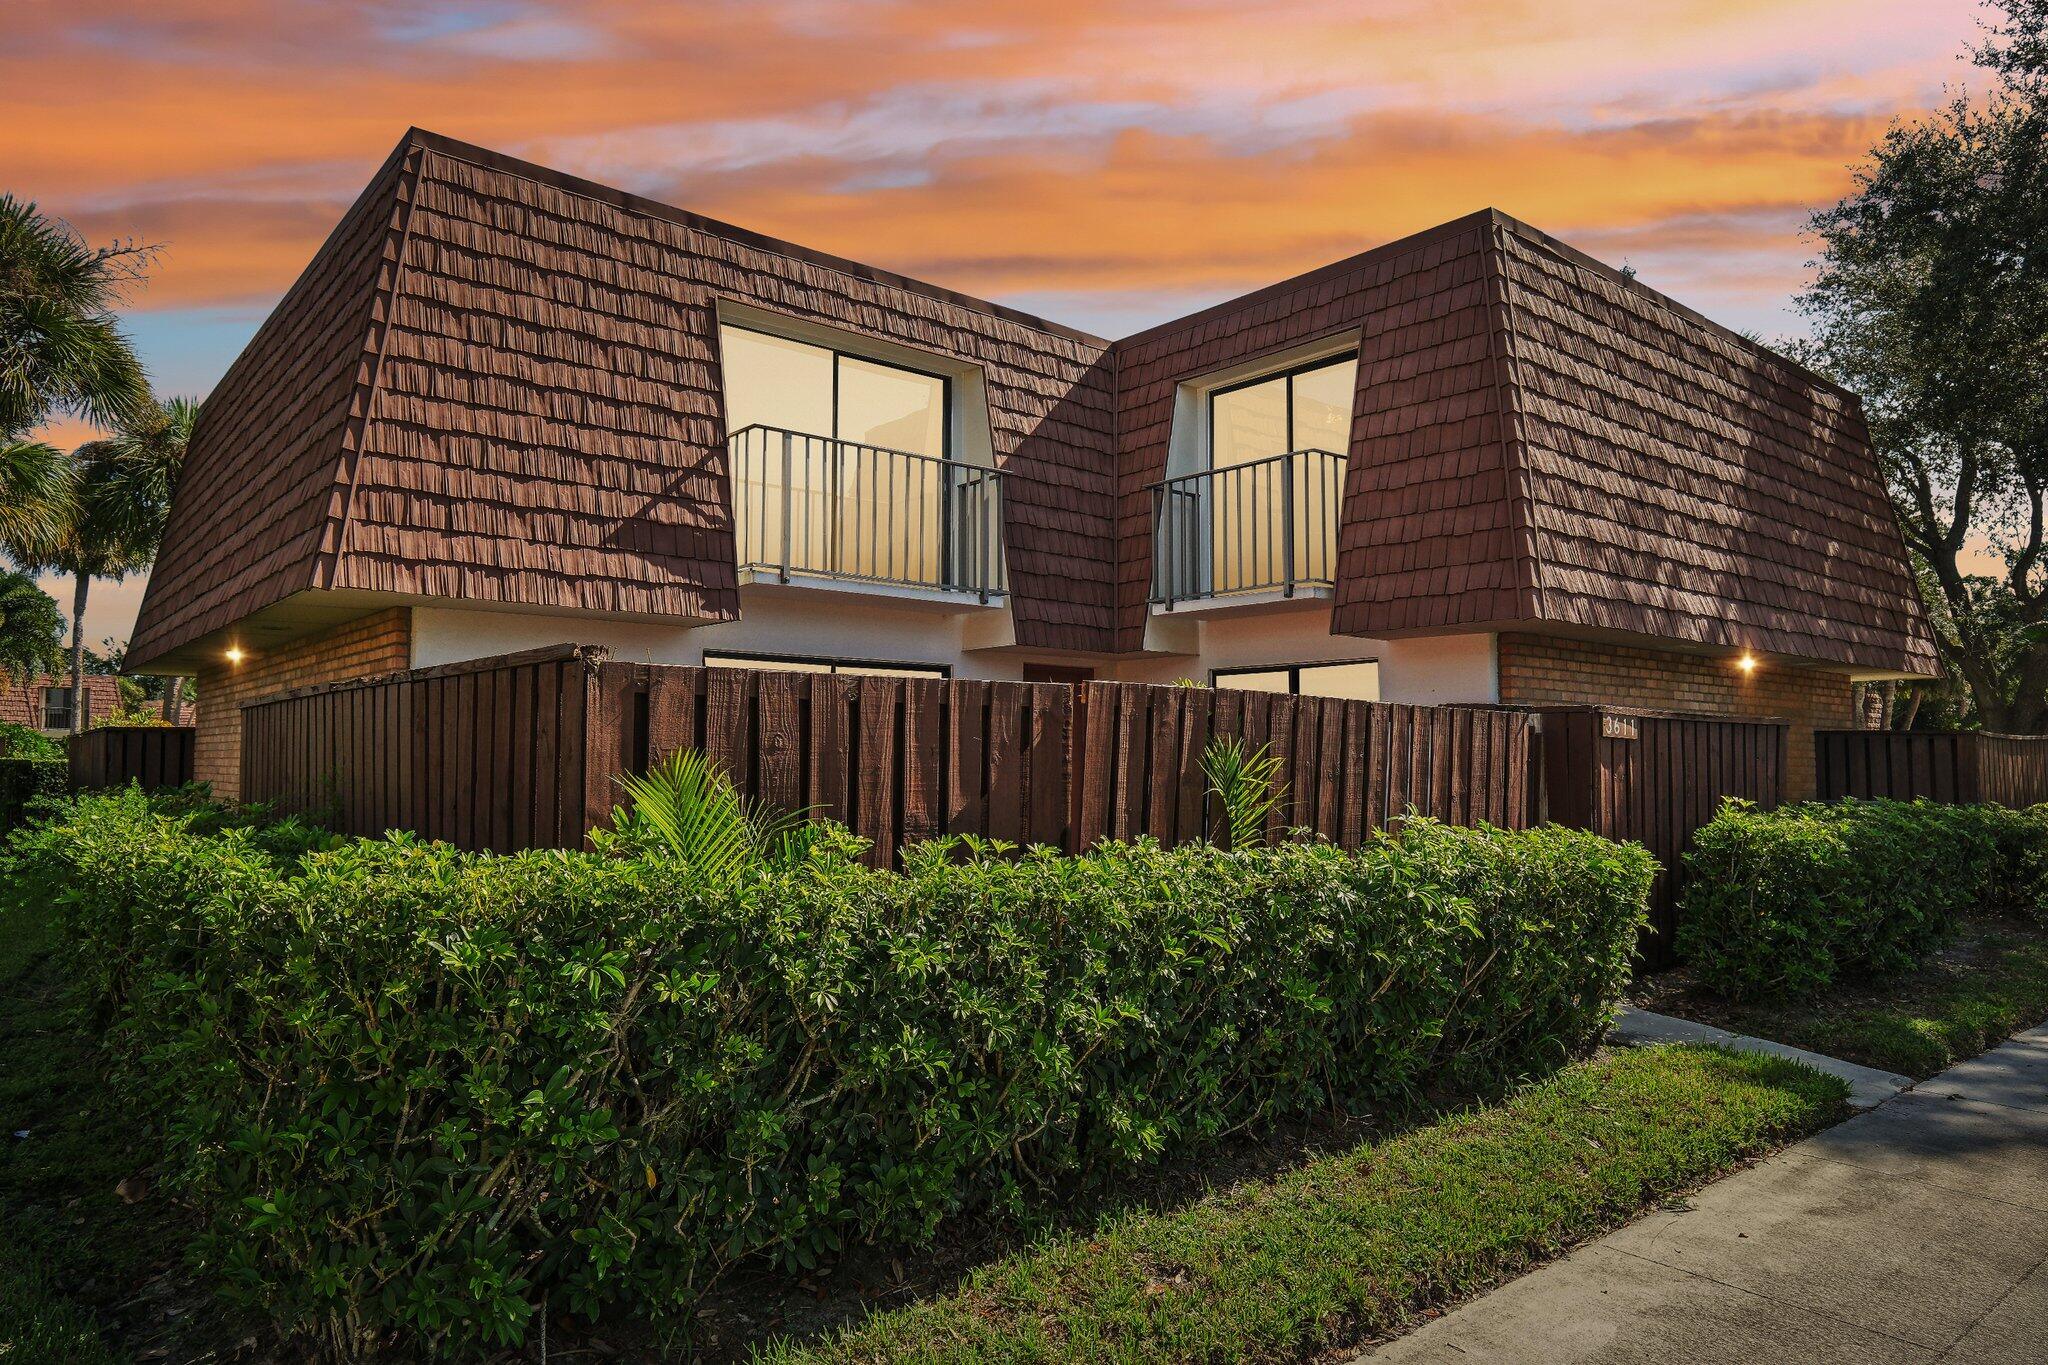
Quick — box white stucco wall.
[410,593,1499,705]
[411,592,1025,679]
[1104,607,1498,705]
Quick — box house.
[125,129,1937,802]
[0,674,124,736]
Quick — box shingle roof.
[128,132,1935,678]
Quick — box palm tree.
[5,397,197,733]
[0,193,152,579]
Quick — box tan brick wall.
[193,609,412,799]
[1497,633,1856,801]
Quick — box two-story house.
[126,129,1936,801]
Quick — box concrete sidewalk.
[1364,1023,2048,1363]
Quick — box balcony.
[729,424,1007,603]
[1149,448,1346,611]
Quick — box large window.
[1209,353,1357,469]
[1197,353,1357,596]
[722,324,983,589]
[703,650,949,680]
[1213,659,1380,701]
[720,325,949,457]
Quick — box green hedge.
[4,790,1652,1360]
[0,758,67,833]
[1677,798,2048,1000]
[0,721,63,761]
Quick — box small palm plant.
[610,748,818,886]
[1200,735,1284,850]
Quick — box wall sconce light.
[1737,653,1757,674]
[225,646,245,665]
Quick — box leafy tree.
[0,567,63,687]
[0,195,151,561]
[1796,0,2048,730]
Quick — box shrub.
[0,719,62,760]
[0,757,67,832]
[5,790,1651,1361]
[1677,798,2048,1000]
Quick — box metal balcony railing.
[729,424,1007,601]
[1149,448,1346,608]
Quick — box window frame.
[1205,350,1359,467]
[1210,658,1380,698]
[702,649,951,680]
[41,685,76,730]
[720,322,956,461]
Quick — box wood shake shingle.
[128,134,1934,682]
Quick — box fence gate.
[1535,707,1789,968]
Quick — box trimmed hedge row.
[4,789,1652,1360]
[1677,798,2048,1000]
[0,757,66,833]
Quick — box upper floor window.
[1209,353,1357,469]
[41,686,76,730]
[718,323,1004,598]
[719,324,948,458]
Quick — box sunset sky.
[6,0,1996,649]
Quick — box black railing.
[729,425,1007,600]
[1149,448,1346,607]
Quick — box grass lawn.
[1634,913,2048,1080]
[759,1046,1844,1364]
[2,881,1845,1365]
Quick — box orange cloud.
[0,0,1982,318]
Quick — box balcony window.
[1214,659,1380,701]
[41,686,76,730]
[719,324,1003,598]
[1152,352,1356,607]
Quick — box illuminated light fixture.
[225,646,245,664]
[1736,653,1758,674]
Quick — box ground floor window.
[702,650,949,680]
[1212,659,1379,701]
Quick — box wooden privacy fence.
[1536,708,1789,968]
[240,645,1538,859]
[1074,682,1534,846]
[68,726,195,791]
[241,647,601,851]
[1816,730,2048,807]
[239,647,1795,967]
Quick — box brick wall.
[1496,633,1856,800]
[193,609,412,799]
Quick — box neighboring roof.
[0,674,124,729]
[129,129,1936,678]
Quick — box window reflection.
[1203,354,1356,595]
[720,324,960,588]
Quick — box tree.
[3,396,196,733]
[0,194,151,560]
[1796,0,2048,730]
[0,567,63,687]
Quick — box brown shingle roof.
[129,134,1934,678]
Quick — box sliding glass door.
[720,324,957,585]
[1203,353,1356,595]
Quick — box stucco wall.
[194,609,412,799]
[410,597,1500,705]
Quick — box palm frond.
[1200,735,1285,851]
